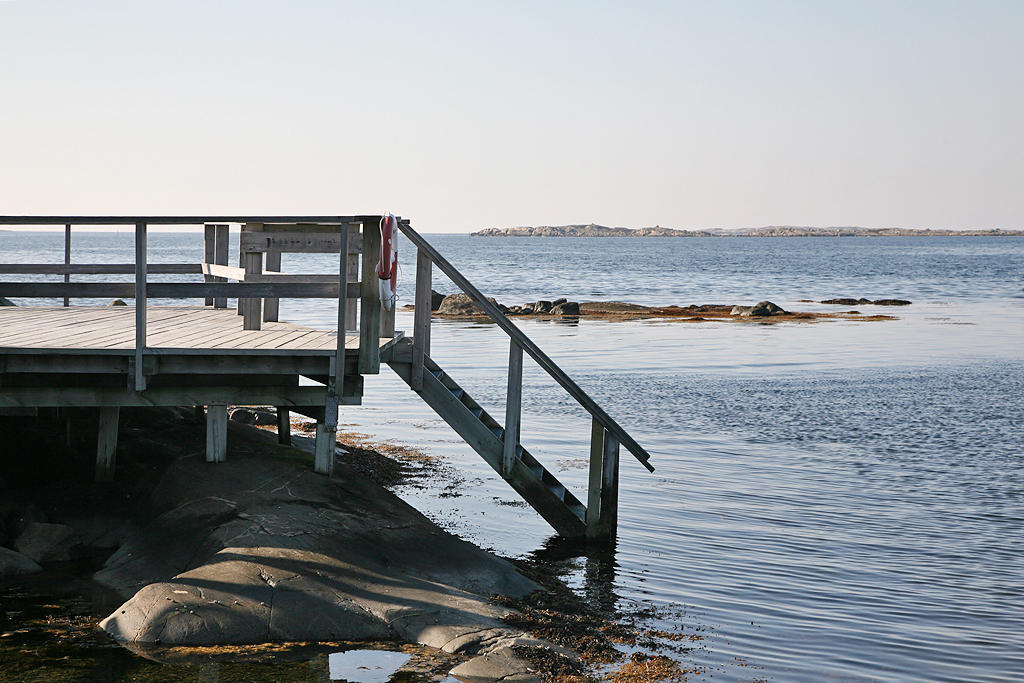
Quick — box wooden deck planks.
[0,306,363,353]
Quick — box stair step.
[450,388,464,399]
[489,425,503,438]
[546,481,566,499]
[568,503,586,521]
[430,369,443,379]
[470,407,483,418]
[528,464,543,479]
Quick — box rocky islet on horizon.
[471,224,1024,237]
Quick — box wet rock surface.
[14,522,82,563]
[0,546,42,577]
[821,297,911,306]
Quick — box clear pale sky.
[1,0,1021,232]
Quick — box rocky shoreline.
[471,224,1024,238]
[0,408,690,681]
[411,292,910,323]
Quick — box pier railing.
[396,220,654,539]
[0,216,396,395]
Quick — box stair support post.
[587,418,620,541]
[411,246,432,392]
[503,340,523,477]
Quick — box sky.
[1,0,1022,232]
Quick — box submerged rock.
[871,298,911,306]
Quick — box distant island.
[471,224,1024,237]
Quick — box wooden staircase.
[388,340,587,538]
[387,221,655,542]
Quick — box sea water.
[2,231,1022,681]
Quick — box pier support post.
[586,418,620,542]
[263,250,281,322]
[277,407,291,446]
[411,247,432,392]
[214,224,229,308]
[95,407,119,482]
[206,404,227,463]
[203,225,216,306]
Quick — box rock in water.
[14,522,82,563]
[731,301,786,317]
[108,299,128,306]
[0,546,42,577]
[872,299,911,306]
[749,300,786,316]
[437,293,504,316]
[431,289,446,311]
[820,298,860,306]
[550,301,580,315]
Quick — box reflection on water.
[328,650,411,682]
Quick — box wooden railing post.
[263,249,281,322]
[134,222,147,391]
[503,340,523,477]
[411,247,432,391]
[241,222,263,330]
[213,224,229,309]
[359,218,382,374]
[203,224,216,306]
[63,224,71,307]
[586,418,603,539]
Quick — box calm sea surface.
[2,232,1023,682]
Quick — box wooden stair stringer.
[387,353,587,539]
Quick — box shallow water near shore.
[3,232,1024,680]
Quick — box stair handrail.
[396,220,654,473]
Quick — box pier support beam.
[95,406,119,482]
[205,404,227,463]
[277,407,291,446]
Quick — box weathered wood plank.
[263,250,281,322]
[0,281,359,299]
[240,231,362,254]
[206,404,227,463]
[0,385,334,408]
[586,417,604,539]
[0,264,201,275]
[411,248,432,391]
[134,222,147,391]
[213,224,229,308]
[359,220,381,374]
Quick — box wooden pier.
[0,215,652,542]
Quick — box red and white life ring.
[377,213,399,310]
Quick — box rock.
[436,293,503,316]
[97,439,539,646]
[0,546,42,577]
[13,522,82,563]
[749,300,786,317]
[228,407,276,426]
[0,297,15,306]
[550,301,580,315]
[732,301,785,317]
[109,299,128,306]
[821,297,910,306]
[551,298,567,306]
[449,646,542,682]
[533,301,552,314]
[872,298,911,306]
[518,305,535,314]
[430,290,446,311]
[820,298,858,305]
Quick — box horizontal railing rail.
[396,220,654,473]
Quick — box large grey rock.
[449,646,542,682]
[437,293,504,316]
[0,546,42,577]
[97,440,538,647]
[431,289,446,311]
[14,522,82,563]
